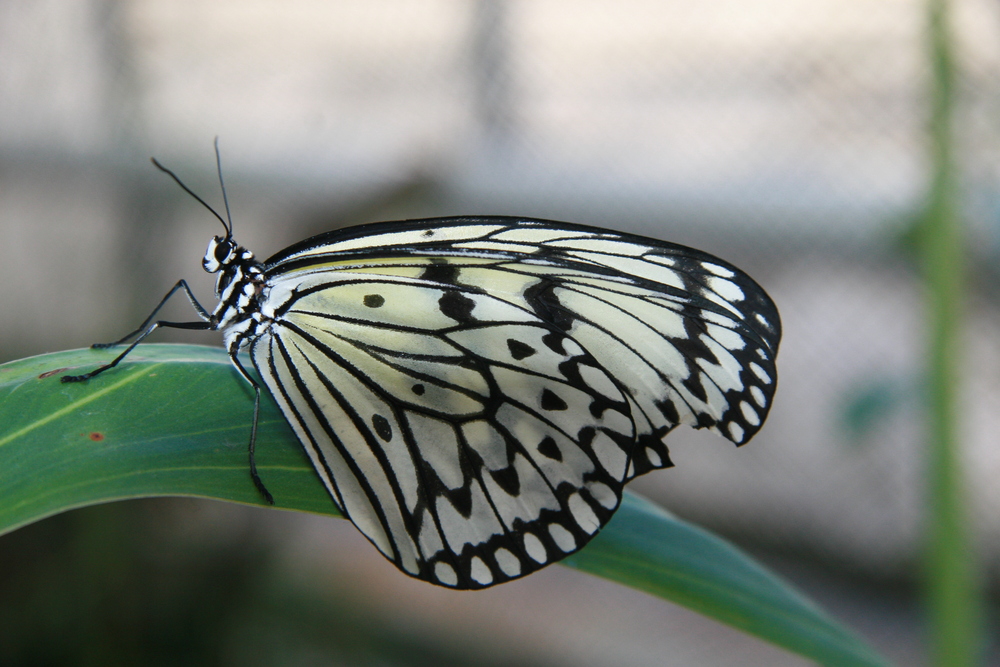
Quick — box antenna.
[214,137,234,234]
[151,155,232,237]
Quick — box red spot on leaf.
[89,432,105,442]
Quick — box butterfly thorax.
[203,235,268,351]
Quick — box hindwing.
[251,273,634,588]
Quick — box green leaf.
[0,345,889,667]
[567,495,890,667]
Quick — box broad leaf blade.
[0,345,337,530]
[0,345,889,667]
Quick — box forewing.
[266,217,780,479]
[252,272,634,588]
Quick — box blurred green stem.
[924,0,978,665]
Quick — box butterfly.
[63,147,780,589]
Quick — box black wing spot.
[490,466,520,496]
[439,290,476,322]
[655,397,680,425]
[525,280,573,331]
[681,374,709,403]
[364,294,385,308]
[372,414,393,441]
[506,338,537,360]
[541,388,568,411]
[422,261,459,284]
[412,383,426,395]
[423,229,435,237]
[537,436,562,461]
[542,332,566,354]
[449,486,473,517]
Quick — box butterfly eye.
[215,239,233,262]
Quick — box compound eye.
[214,238,233,262]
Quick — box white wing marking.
[434,480,506,552]
[490,227,594,243]
[288,224,507,257]
[407,413,464,489]
[546,238,650,256]
[548,523,576,552]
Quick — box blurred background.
[1,0,999,664]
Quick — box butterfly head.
[203,235,237,273]
[203,233,262,305]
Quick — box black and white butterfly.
[63,150,780,589]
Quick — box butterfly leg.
[61,319,214,383]
[228,350,275,506]
[62,280,214,382]
[92,279,212,349]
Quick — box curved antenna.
[213,137,235,234]
[150,157,231,237]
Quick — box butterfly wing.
[266,217,780,480]
[251,270,634,588]
[252,216,779,587]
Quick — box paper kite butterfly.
[63,147,781,589]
